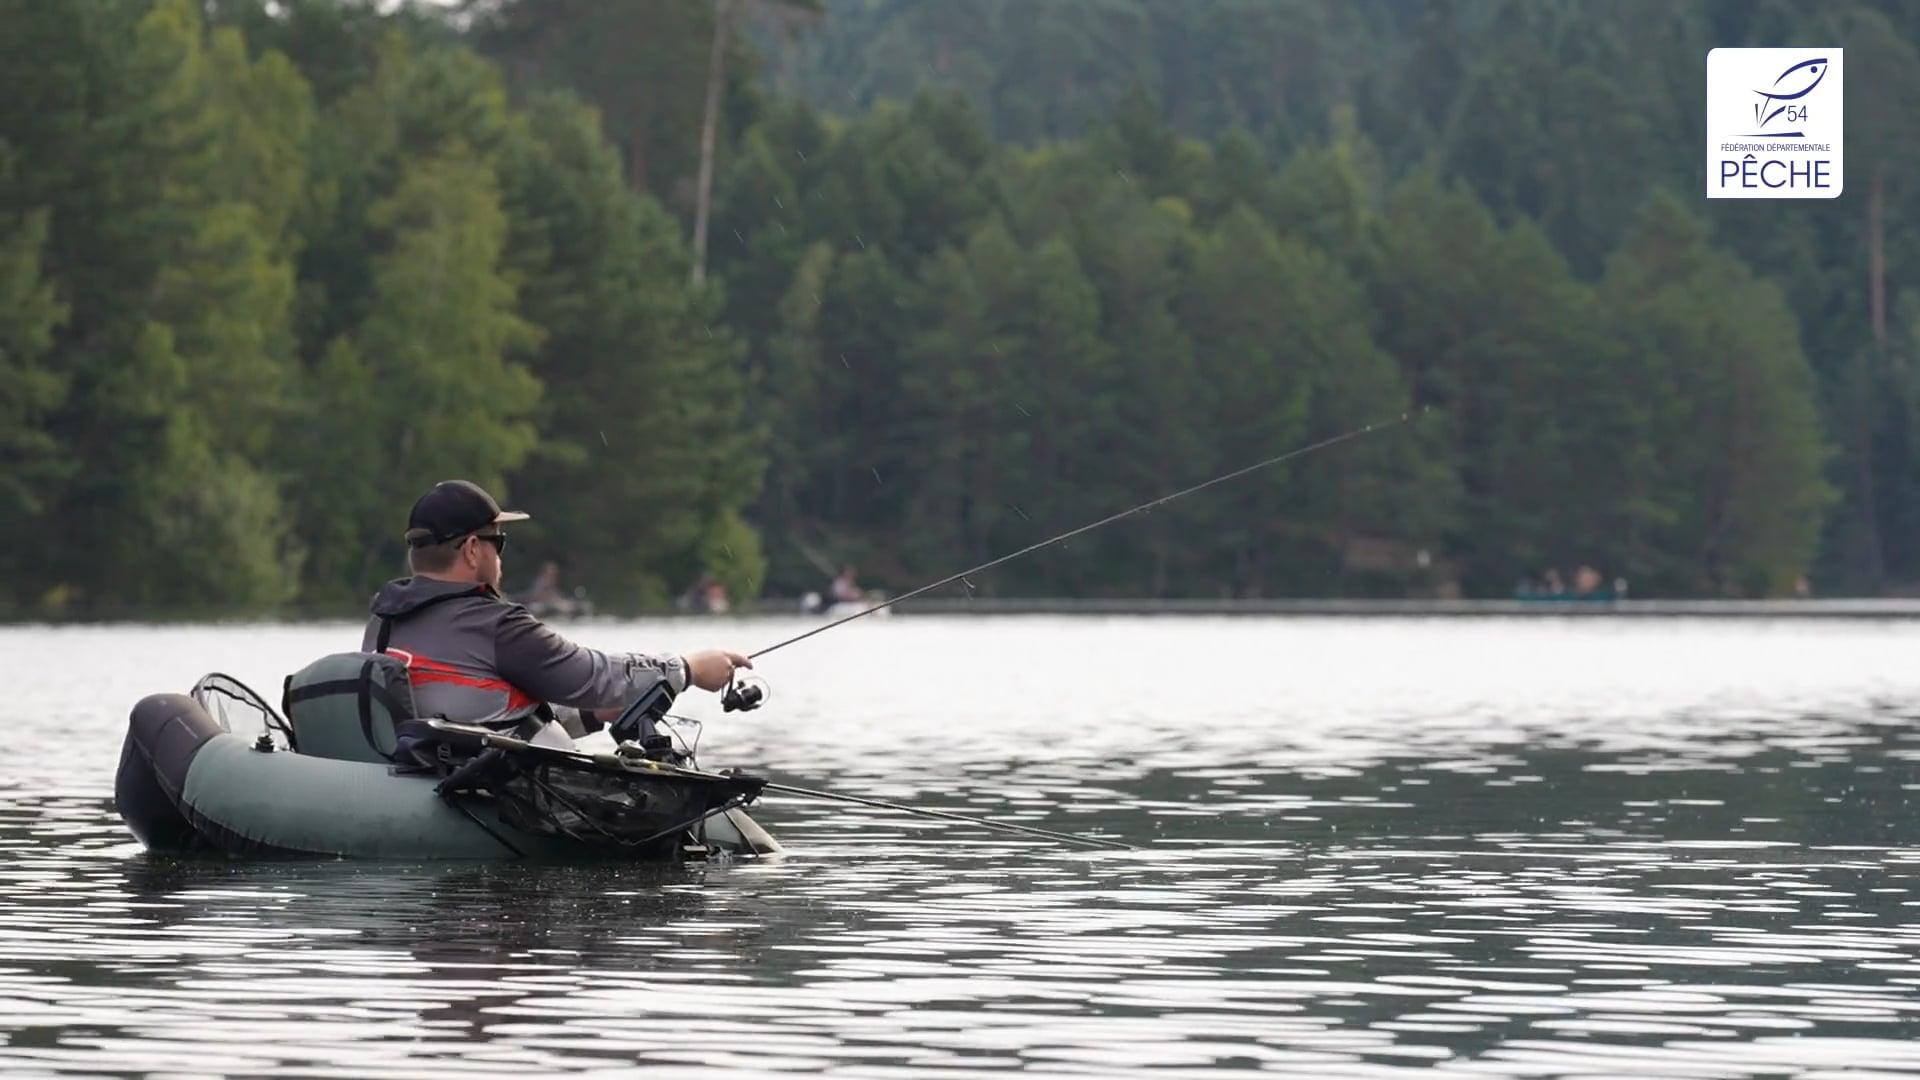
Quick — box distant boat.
[827,595,893,619]
[801,590,893,619]
[524,590,595,620]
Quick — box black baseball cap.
[404,480,530,547]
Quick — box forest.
[2,0,1915,617]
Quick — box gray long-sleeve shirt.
[361,576,688,728]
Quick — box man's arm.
[494,606,688,711]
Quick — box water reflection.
[2,617,1919,1075]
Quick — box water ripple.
[2,617,1919,1076]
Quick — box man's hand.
[682,648,751,692]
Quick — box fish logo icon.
[1749,57,1827,136]
[1705,47,1843,199]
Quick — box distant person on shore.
[521,560,586,617]
[363,480,749,741]
[678,571,731,614]
[830,565,862,605]
[526,561,565,606]
[1515,565,1618,601]
[1514,568,1566,598]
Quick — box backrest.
[280,652,419,764]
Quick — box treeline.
[759,0,1920,599]
[1,0,761,616]
[0,0,1910,617]
[709,92,1829,600]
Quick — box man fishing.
[361,479,750,740]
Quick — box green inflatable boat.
[113,653,781,862]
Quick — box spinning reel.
[721,672,769,713]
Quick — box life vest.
[370,583,546,728]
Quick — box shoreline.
[882,597,1920,618]
[8,596,1920,627]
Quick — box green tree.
[0,0,307,612]
[1600,192,1836,596]
[0,205,69,571]
[898,220,1110,588]
[1365,170,1620,594]
[495,90,766,608]
[1179,209,1322,595]
[292,141,543,600]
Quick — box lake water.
[4,615,1920,1077]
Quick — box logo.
[1706,48,1843,199]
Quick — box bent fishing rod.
[716,407,1424,852]
[750,407,1427,660]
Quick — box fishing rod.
[703,409,1423,851]
[761,781,1133,850]
[750,407,1426,660]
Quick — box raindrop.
[871,467,883,484]
[777,222,789,237]
[812,293,822,307]
[1011,504,1029,520]
[1015,404,1030,417]
[841,354,851,368]
[796,149,808,162]
[599,431,608,447]
[774,196,784,209]
[724,544,733,558]
[855,234,867,249]
[733,228,745,244]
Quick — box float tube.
[114,667,780,862]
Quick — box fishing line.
[751,407,1428,659]
[760,782,1133,849]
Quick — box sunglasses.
[468,532,507,553]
